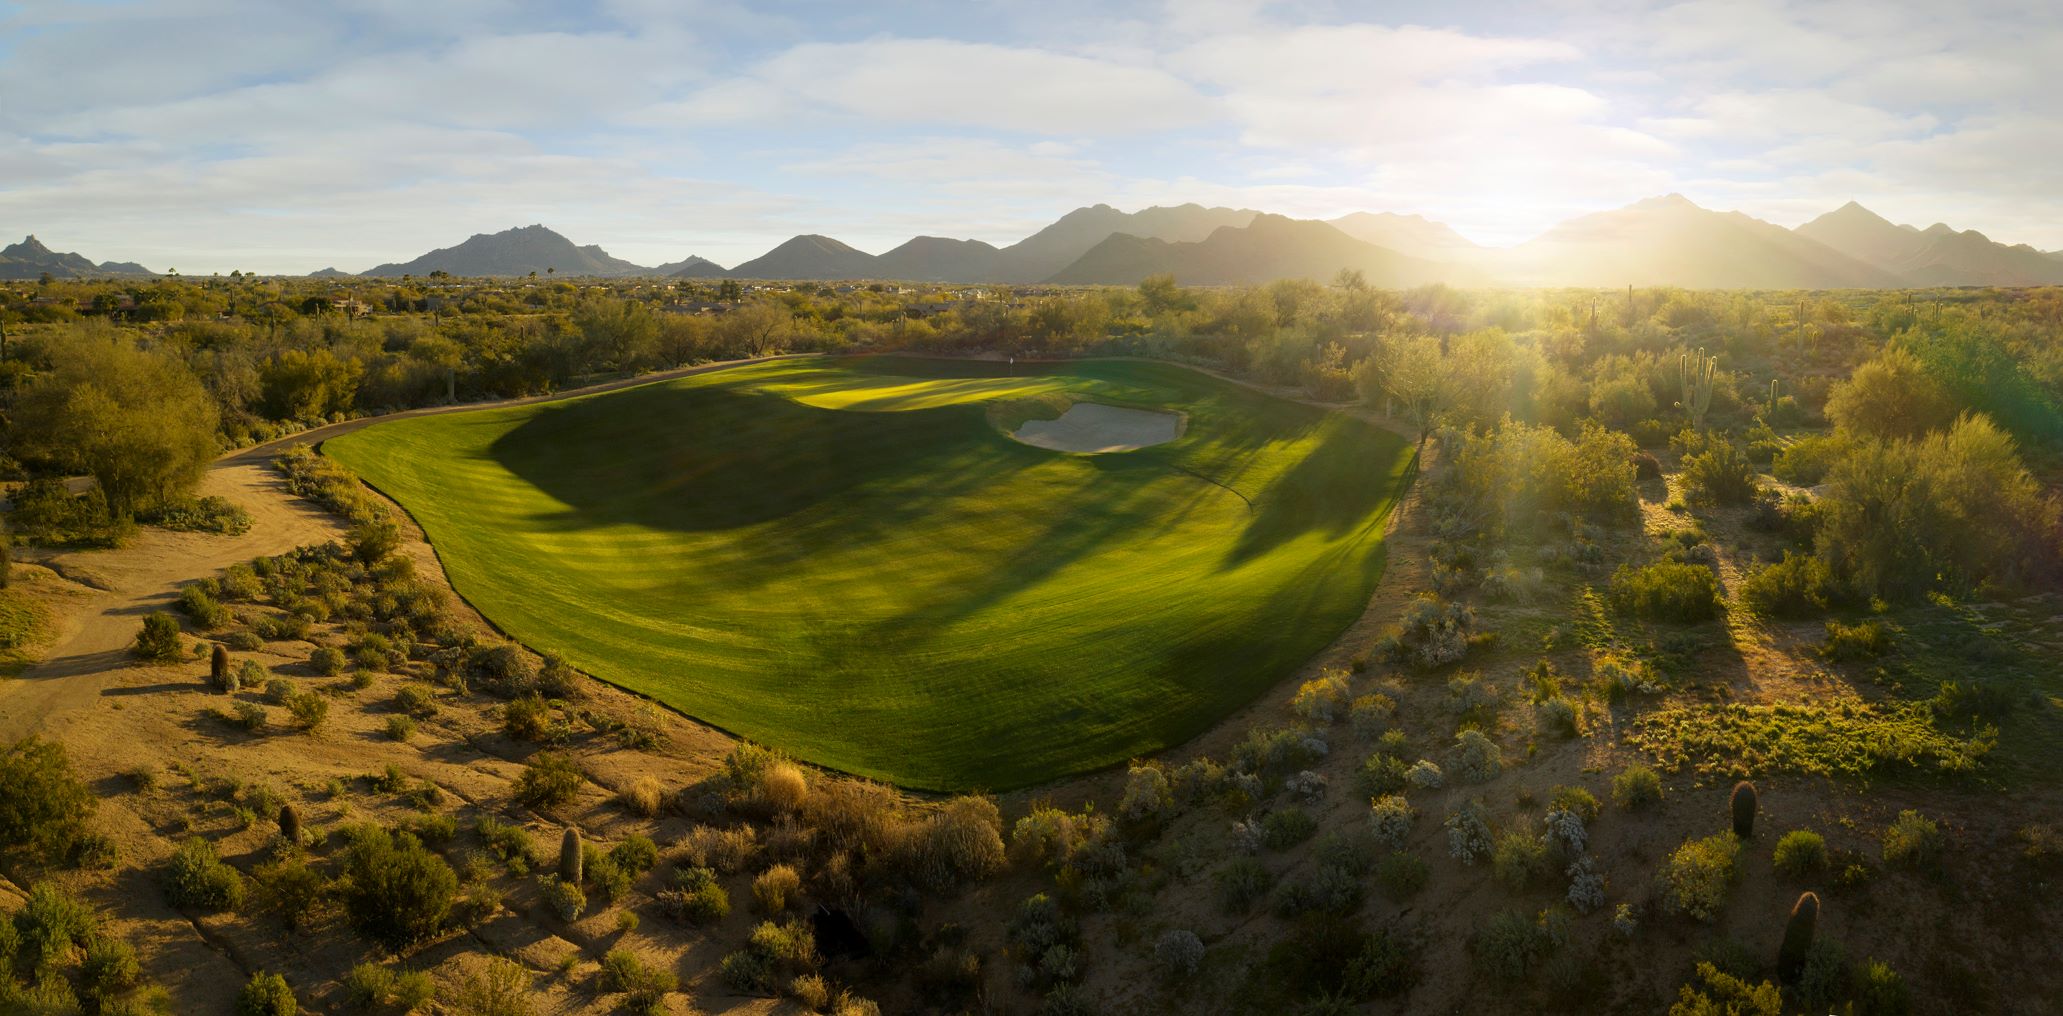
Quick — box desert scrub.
[1470,909,1549,984]
[616,776,663,818]
[0,735,96,858]
[539,877,586,922]
[1610,560,1723,622]
[1118,762,1173,825]
[1357,752,1409,796]
[1291,668,1351,722]
[451,957,533,1016]
[1565,856,1606,912]
[658,866,730,924]
[680,824,760,874]
[1446,670,1500,722]
[237,971,297,1015]
[1369,795,1414,849]
[599,949,676,1012]
[1772,830,1828,876]
[1445,800,1493,864]
[1536,696,1580,738]
[1153,929,1205,980]
[1383,593,1474,669]
[1451,729,1503,783]
[337,825,457,949]
[1375,851,1428,900]
[1668,962,1780,1016]
[1491,831,1551,889]
[1214,857,1273,913]
[1405,759,1443,789]
[1260,806,1318,849]
[513,753,585,809]
[308,645,346,676]
[1880,810,1943,870]
[1628,701,1992,778]
[1740,552,1834,618]
[752,863,802,914]
[178,583,231,629]
[165,837,246,911]
[1612,763,1663,808]
[1543,806,1587,856]
[1348,692,1396,738]
[1660,832,1739,922]
[1822,619,1891,661]
[132,611,184,661]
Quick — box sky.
[3,0,2061,274]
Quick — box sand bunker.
[1012,402,1182,453]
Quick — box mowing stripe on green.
[324,357,1415,790]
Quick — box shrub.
[1741,552,1834,617]
[658,866,730,924]
[1492,832,1551,889]
[1550,785,1601,821]
[912,796,1006,892]
[1610,561,1723,622]
[599,949,676,1011]
[1370,852,1426,902]
[1772,830,1828,876]
[1368,795,1414,850]
[680,824,759,874]
[752,863,802,914]
[81,935,142,1002]
[166,837,246,911]
[308,645,346,676]
[1730,780,1757,838]
[1445,801,1493,864]
[1118,762,1173,825]
[503,694,551,741]
[1667,962,1781,1016]
[0,735,96,858]
[1471,909,1547,983]
[252,857,328,933]
[1153,929,1205,980]
[1566,856,1606,913]
[178,583,232,630]
[1357,752,1409,796]
[338,826,457,949]
[1537,696,1580,738]
[1452,729,1502,783]
[610,833,659,875]
[1291,669,1352,723]
[451,957,533,1016]
[1680,437,1760,506]
[393,683,437,717]
[133,612,184,661]
[1386,594,1474,669]
[238,972,297,1016]
[1543,807,1587,856]
[1215,857,1273,913]
[617,776,663,818]
[1854,959,1911,1016]
[1348,692,1395,739]
[1261,806,1318,850]
[385,715,416,741]
[1777,891,1819,982]
[1613,764,1663,809]
[1822,619,1890,661]
[1881,810,1942,870]
[1661,832,1739,922]
[284,689,329,730]
[1404,759,1443,789]
[513,753,584,809]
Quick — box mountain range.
[12,199,2063,289]
[0,235,156,280]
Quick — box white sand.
[1013,402,1182,453]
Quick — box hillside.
[990,202,1259,282]
[1046,214,1471,287]
[874,236,1004,282]
[725,234,880,280]
[1796,201,2063,286]
[359,224,651,278]
[653,255,727,278]
[1492,194,1901,288]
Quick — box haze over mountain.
[1047,214,1472,288]
[1795,202,2063,287]
[1326,213,1483,262]
[0,235,155,280]
[359,224,650,278]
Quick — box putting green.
[323,357,1415,790]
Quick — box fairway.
[324,357,1415,790]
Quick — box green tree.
[0,736,96,857]
[12,331,219,518]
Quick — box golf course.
[324,356,1416,789]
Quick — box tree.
[338,826,457,949]
[716,301,790,357]
[1365,334,1457,443]
[0,736,96,856]
[1825,347,1954,440]
[12,332,219,518]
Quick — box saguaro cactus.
[278,803,302,845]
[1779,891,1820,981]
[1731,780,1758,839]
[1679,348,1717,430]
[559,826,583,884]
[211,644,232,691]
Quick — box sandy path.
[0,353,811,744]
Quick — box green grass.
[324,356,1415,789]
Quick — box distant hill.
[1795,202,2063,286]
[1327,212,1482,261]
[874,237,1003,282]
[991,203,1259,282]
[1047,214,1472,287]
[1489,195,1901,289]
[653,255,727,278]
[0,235,155,280]
[360,224,651,278]
[309,267,354,278]
[726,235,880,280]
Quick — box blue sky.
[3,0,2059,273]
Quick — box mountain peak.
[1631,193,1702,211]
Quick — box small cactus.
[278,803,301,845]
[1778,891,1819,981]
[211,644,232,691]
[1731,780,1757,839]
[559,826,583,884]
